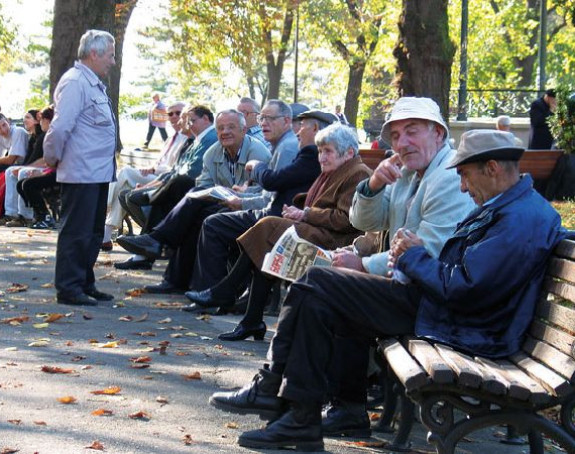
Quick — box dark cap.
[290,103,310,120]
[545,89,556,97]
[297,109,338,125]
[447,129,524,168]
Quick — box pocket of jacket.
[91,96,113,126]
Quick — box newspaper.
[261,226,333,282]
[186,185,237,203]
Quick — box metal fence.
[449,89,541,119]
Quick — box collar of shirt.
[74,61,106,91]
[195,125,214,143]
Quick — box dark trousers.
[17,172,58,218]
[270,266,421,404]
[55,183,108,298]
[145,124,168,145]
[119,186,152,228]
[191,210,262,291]
[151,196,228,289]
[144,174,195,233]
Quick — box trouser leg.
[241,269,276,326]
[159,127,168,141]
[270,267,421,404]
[16,168,35,219]
[145,124,155,145]
[55,183,108,297]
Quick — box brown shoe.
[100,241,113,252]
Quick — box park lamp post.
[456,0,469,121]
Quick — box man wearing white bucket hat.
[207,127,566,451]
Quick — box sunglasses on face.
[168,111,182,117]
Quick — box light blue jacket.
[44,61,116,183]
[196,134,271,189]
[350,143,475,276]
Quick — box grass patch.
[553,200,575,230]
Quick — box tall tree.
[0,4,17,74]
[49,0,137,150]
[394,0,455,118]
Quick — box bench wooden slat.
[553,239,575,260]
[379,339,429,392]
[510,351,571,396]
[359,149,387,170]
[408,339,454,384]
[530,319,575,358]
[547,257,575,285]
[536,296,575,334]
[519,150,563,180]
[475,357,533,401]
[469,359,507,395]
[493,360,551,405]
[435,345,482,389]
[522,336,575,381]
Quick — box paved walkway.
[0,227,561,453]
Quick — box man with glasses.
[237,97,266,146]
[114,105,217,270]
[101,101,187,253]
[116,109,271,293]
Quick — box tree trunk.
[344,61,366,128]
[393,0,455,119]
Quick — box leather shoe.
[322,402,371,438]
[114,257,154,270]
[57,293,98,306]
[184,289,234,308]
[238,402,324,451]
[84,289,114,301]
[144,280,184,294]
[116,234,162,259]
[218,322,266,341]
[209,364,284,420]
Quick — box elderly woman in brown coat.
[184,123,372,341]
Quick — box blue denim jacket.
[44,61,116,183]
[398,175,567,358]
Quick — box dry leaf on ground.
[182,434,193,445]
[128,411,151,420]
[91,386,121,395]
[85,440,105,450]
[91,408,113,416]
[182,371,201,380]
[125,288,145,297]
[130,356,152,363]
[6,283,28,293]
[57,396,77,404]
[41,365,75,374]
[1,316,29,324]
[1,448,20,454]
[44,313,66,323]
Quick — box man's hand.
[245,160,261,172]
[232,182,249,193]
[390,228,423,259]
[332,250,365,271]
[282,204,305,221]
[368,153,402,192]
[222,196,243,211]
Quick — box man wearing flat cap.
[208,128,566,452]
[185,109,338,302]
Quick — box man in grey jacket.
[44,30,117,306]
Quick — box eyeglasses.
[167,111,182,117]
[188,117,200,125]
[240,111,258,117]
[257,114,285,123]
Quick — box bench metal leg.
[387,392,415,452]
[372,370,398,433]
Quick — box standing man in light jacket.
[44,30,117,306]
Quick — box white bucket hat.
[447,129,524,168]
[381,97,449,143]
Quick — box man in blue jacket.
[208,129,567,452]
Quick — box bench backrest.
[359,148,387,170]
[519,150,564,181]
[513,239,575,396]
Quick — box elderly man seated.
[208,129,566,452]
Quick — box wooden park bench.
[378,238,575,454]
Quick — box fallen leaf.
[7,419,22,425]
[4,347,18,351]
[91,386,121,395]
[100,341,119,348]
[33,421,47,425]
[29,340,50,347]
[346,441,386,447]
[6,283,28,293]
[33,323,50,329]
[83,313,93,320]
[170,333,183,338]
[1,448,20,454]
[225,422,238,429]
[130,364,150,369]
[156,396,169,404]
[118,315,133,322]
[134,313,149,322]
[91,408,113,416]
[157,317,172,324]
[85,440,105,450]
[44,313,65,323]
[1,315,29,324]
[182,371,201,380]
[41,365,75,374]
[57,396,77,404]
[153,302,183,308]
[130,356,152,363]
[182,434,193,445]
[81,365,92,370]
[125,288,145,297]
[184,332,198,337]
[369,412,380,421]
[196,314,211,321]
[71,355,87,362]
[41,282,55,288]
[134,331,156,337]
[128,411,151,420]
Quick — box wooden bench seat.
[379,238,575,454]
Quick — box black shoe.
[116,234,162,259]
[144,280,184,294]
[114,257,154,270]
[100,241,113,252]
[218,322,267,341]
[84,289,114,301]
[321,403,371,438]
[238,402,324,451]
[184,289,235,308]
[57,293,98,306]
[209,364,284,420]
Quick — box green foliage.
[0,4,18,74]
[119,92,148,119]
[548,86,575,154]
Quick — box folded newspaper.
[186,185,237,203]
[261,226,333,282]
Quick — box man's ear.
[485,160,499,175]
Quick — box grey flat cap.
[298,109,338,125]
[447,129,525,168]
